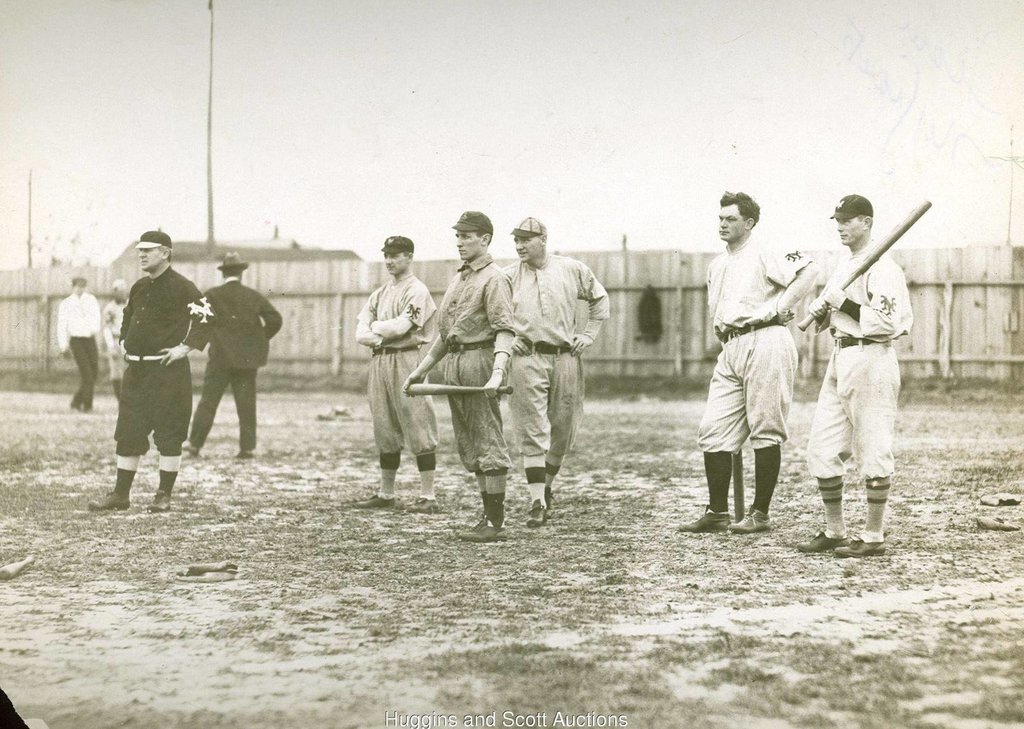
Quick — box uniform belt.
[124,354,165,362]
[371,345,420,356]
[523,340,572,355]
[835,337,887,349]
[720,318,781,343]
[447,339,495,353]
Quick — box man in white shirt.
[57,276,102,412]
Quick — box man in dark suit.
[186,253,282,458]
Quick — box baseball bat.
[797,200,932,331]
[732,452,744,522]
[407,384,513,397]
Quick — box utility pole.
[26,170,33,268]
[989,124,1023,246]
[206,0,215,251]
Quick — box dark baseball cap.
[831,195,874,220]
[452,211,493,235]
[381,235,414,254]
[136,230,172,249]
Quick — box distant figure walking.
[57,276,101,412]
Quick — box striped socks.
[817,476,846,539]
[864,477,891,543]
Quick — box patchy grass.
[1,388,1023,729]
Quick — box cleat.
[458,524,508,543]
[407,498,440,514]
[678,507,730,533]
[184,444,200,457]
[834,539,886,558]
[352,495,396,509]
[729,509,770,534]
[796,532,851,553]
[235,450,255,459]
[148,491,172,513]
[88,492,130,512]
[526,499,548,528]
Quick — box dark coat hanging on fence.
[636,285,663,343]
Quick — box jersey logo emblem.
[785,251,803,262]
[406,303,422,324]
[878,295,896,316]
[187,297,215,323]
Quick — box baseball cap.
[831,195,874,220]
[511,217,547,238]
[135,230,172,249]
[381,235,415,254]
[452,211,493,235]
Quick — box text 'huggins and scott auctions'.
[384,710,629,728]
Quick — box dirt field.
[2,386,1023,729]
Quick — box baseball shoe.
[526,499,548,528]
[729,509,770,534]
[458,524,508,543]
[834,539,886,558]
[184,444,200,457]
[148,491,172,513]
[235,450,255,459]
[87,492,130,512]
[796,532,851,553]
[407,498,440,514]
[352,495,396,509]
[678,507,730,533]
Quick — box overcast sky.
[1,0,1022,269]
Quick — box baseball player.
[799,195,913,557]
[354,236,440,514]
[57,276,101,412]
[101,279,129,401]
[186,252,283,459]
[403,211,515,543]
[504,217,609,526]
[680,191,818,534]
[87,231,212,514]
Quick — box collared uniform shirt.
[357,273,437,348]
[706,236,813,335]
[826,251,913,342]
[436,254,515,348]
[120,267,212,356]
[57,292,101,350]
[101,299,126,351]
[504,255,610,346]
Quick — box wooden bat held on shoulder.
[407,384,513,397]
[797,200,932,332]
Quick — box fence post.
[939,282,953,378]
[330,293,343,376]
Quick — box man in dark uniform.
[186,252,282,459]
[88,231,213,514]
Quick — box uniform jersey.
[436,254,515,347]
[102,300,125,351]
[825,251,913,342]
[706,236,812,334]
[358,274,437,347]
[504,255,609,345]
[120,267,212,355]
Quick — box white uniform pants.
[807,342,900,480]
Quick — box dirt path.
[2,390,1022,728]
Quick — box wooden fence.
[1,246,1022,386]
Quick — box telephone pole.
[206,0,215,251]
[989,124,1023,246]
[26,171,33,268]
